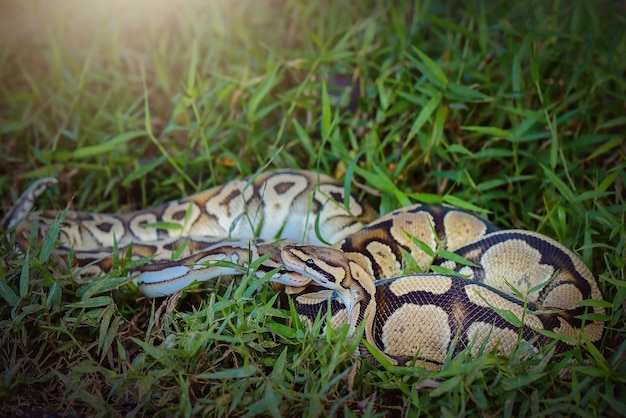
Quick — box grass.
[1,0,625,416]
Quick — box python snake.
[4,169,605,368]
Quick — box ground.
[0,0,624,416]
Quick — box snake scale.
[4,169,605,368]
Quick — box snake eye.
[305,259,316,267]
[279,268,288,274]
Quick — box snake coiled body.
[5,169,605,368]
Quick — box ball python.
[4,169,605,368]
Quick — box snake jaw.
[269,267,312,287]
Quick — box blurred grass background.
[1,0,625,416]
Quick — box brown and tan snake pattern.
[4,169,604,367]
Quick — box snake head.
[280,245,353,291]
[281,244,376,335]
